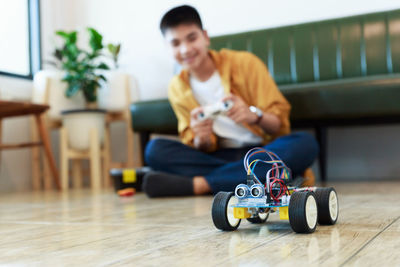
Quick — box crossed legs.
[144,132,319,196]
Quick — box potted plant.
[56,28,110,106]
[55,28,110,151]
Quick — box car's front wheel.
[212,192,241,231]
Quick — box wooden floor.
[0,181,400,266]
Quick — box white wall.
[1,0,400,192]
[53,0,400,100]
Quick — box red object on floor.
[118,188,136,197]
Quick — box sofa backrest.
[210,9,400,85]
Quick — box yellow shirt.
[168,49,291,152]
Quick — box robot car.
[211,148,339,233]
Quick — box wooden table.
[0,100,61,190]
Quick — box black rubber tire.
[247,210,269,224]
[289,191,318,233]
[212,192,241,231]
[315,187,339,225]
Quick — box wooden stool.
[0,101,61,190]
[59,126,109,190]
[31,71,84,190]
[32,71,137,189]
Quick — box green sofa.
[130,9,400,181]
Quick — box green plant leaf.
[63,73,75,82]
[115,44,121,55]
[55,31,69,39]
[65,83,81,98]
[66,43,80,59]
[56,30,77,43]
[88,27,103,52]
[82,82,98,102]
[107,43,115,53]
[53,49,63,61]
[97,62,110,70]
[44,60,58,67]
[99,74,107,81]
[107,43,121,68]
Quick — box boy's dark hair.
[160,5,203,35]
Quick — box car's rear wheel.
[247,209,269,224]
[212,192,241,231]
[315,187,339,225]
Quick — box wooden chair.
[0,101,61,190]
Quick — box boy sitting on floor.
[142,5,318,197]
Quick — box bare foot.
[193,176,212,195]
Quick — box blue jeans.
[144,132,318,193]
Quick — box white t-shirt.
[190,71,262,148]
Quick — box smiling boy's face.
[164,23,210,71]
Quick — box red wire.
[270,178,287,202]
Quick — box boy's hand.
[190,107,213,150]
[222,95,259,124]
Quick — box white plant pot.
[98,70,139,112]
[33,69,85,120]
[61,109,106,151]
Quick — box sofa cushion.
[282,74,400,121]
[130,99,177,134]
[130,74,400,132]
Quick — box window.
[0,0,41,79]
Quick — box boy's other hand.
[190,107,213,150]
[222,95,258,125]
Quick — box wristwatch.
[249,106,263,124]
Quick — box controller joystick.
[197,100,234,121]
